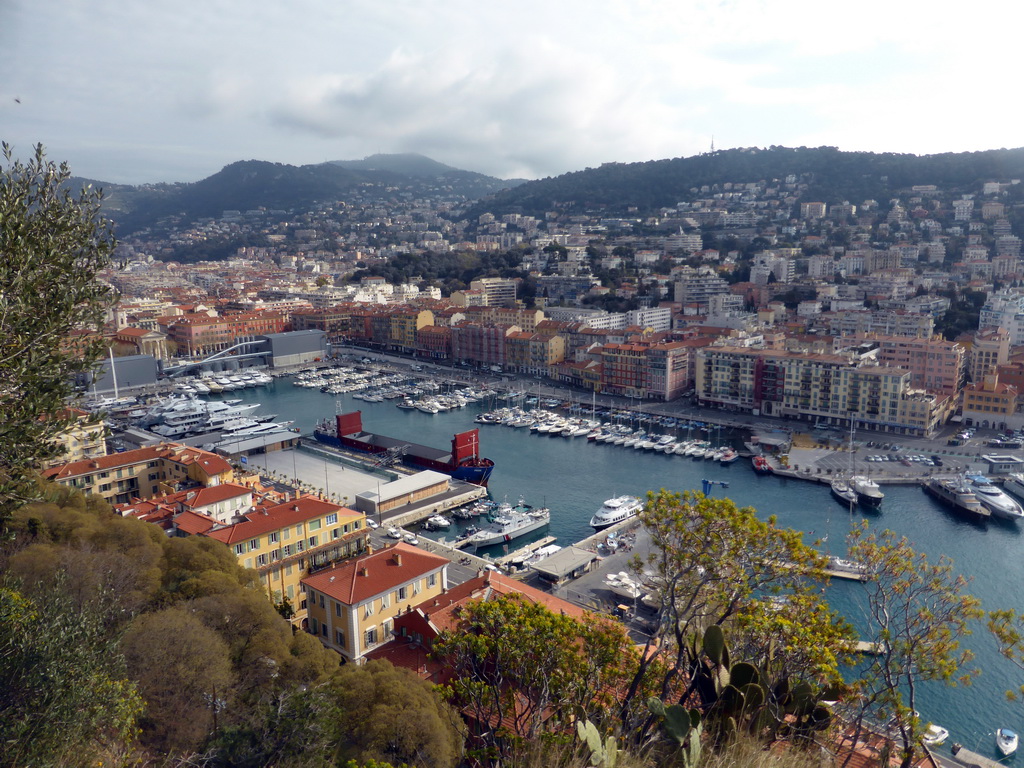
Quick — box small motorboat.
[997,727,1018,756]
[921,723,949,747]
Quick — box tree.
[620,490,850,738]
[0,144,116,530]
[120,606,236,754]
[0,583,143,768]
[431,592,648,762]
[845,525,982,768]
[329,659,464,768]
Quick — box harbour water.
[211,376,1023,757]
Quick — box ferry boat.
[965,474,1024,519]
[459,500,550,548]
[850,475,884,507]
[313,410,495,486]
[589,495,644,529]
[752,455,773,474]
[922,476,989,519]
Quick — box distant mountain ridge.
[73,153,525,235]
[464,145,1024,220]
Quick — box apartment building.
[450,323,516,367]
[696,346,949,435]
[469,277,517,307]
[44,444,235,506]
[505,332,565,376]
[962,374,1017,430]
[206,495,369,618]
[45,408,107,469]
[302,543,449,663]
[837,334,966,398]
[969,328,1011,384]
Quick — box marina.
[116,369,1024,760]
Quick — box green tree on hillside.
[845,526,982,768]
[0,143,116,531]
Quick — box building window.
[319,593,325,609]
[326,513,338,525]
[309,519,321,531]
[365,628,378,646]
[427,573,437,588]
[249,538,260,551]
[311,617,319,634]
[308,536,318,548]
[282,545,292,557]
[397,586,407,601]
[380,593,389,610]
[321,622,328,637]
[234,543,246,555]
[331,528,340,540]
[268,531,279,544]
[256,554,267,567]
[335,629,345,647]
[364,602,374,618]
[335,602,342,617]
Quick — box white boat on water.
[1004,473,1024,502]
[831,476,858,506]
[997,727,1018,756]
[461,501,550,548]
[921,724,949,747]
[966,474,1024,519]
[850,475,884,507]
[589,495,643,529]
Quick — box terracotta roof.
[43,443,232,480]
[301,542,449,605]
[173,510,218,535]
[204,496,360,544]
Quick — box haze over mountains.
[76,147,1024,237]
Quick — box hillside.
[464,145,1024,220]
[71,154,524,235]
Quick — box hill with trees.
[464,145,1024,220]
[69,154,524,235]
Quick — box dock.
[495,535,558,567]
[825,566,870,582]
[931,742,1007,768]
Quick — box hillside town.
[101,168,1024,438]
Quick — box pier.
[495,535,558,568]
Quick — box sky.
[1,0,1021,185]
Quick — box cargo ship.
[313,411,495,486]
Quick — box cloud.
[2,0,1021,184]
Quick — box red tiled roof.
[301,542,448,605]
[43,443,232,480]
[204,496,360,544]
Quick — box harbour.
[128,370,1024,760]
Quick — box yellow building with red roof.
[43,443,235,505]
[302,542,449,662]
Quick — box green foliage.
[648,699,703,767]
[0,583,143,768]
[329,659,464,768]
[0,143,116,529]
[576,718,618,767]
[620,490,850,739]
[3,484,339,760]
[432,592,650,762]
[847,524,982,768]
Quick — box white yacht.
[997,728,1019,757]
[460,501,550,549]
[589,495,643,529]
[1003,473,1024,502]
[966,474,1024,519]
[849,476,884,507]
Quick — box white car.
[366,519,379,529]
